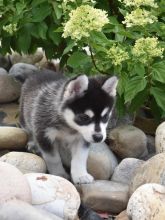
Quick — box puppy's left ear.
[102,76,118,97]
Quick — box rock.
[0,199,62,220]
[0,103,19,126]
[0,161,31,203]
[0,54,12,71]
[77,180,129,214]
[87,142,118,180]
[9,63,38,82]
[25,173,80,220]
[0,126,28,150]
[108,125,148,159]
[155,121,165,153]
[0,75,21,103]
[10,49,43,65]
[0,68,8,75]
[0,152,47,174]
[129,153,165,195]
[111,158,144,185]
[127,183,165,220]
[116,210,129,220]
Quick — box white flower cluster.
[119,0,158,8]
[107,45,129,66]
[63,5,109,40]
[3,24,17,35]
[123,8,157,27]
[132,37,164,64]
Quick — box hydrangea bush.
[0,0,165,119]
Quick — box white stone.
[87,142,118,180]
[0,126,28,150]
[25,173,80,220]
[0,152,47,174]
[0,161,31,203]
[0,199,62,220]
[127,183,165,220]
[155,121,165,153]
[111,158,144,185]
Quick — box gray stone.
[0,126,28,150]
[0,161,31,203]
[0,75,21,103]
[127,183,165,220]
[129,153,165,195]
[0,199,62,220]
[87,142,118,180]
[0,152,47,174]
[77,180,129,214]
[111,158,144,185]
[108,125,148,159]
[9,63,38,82]
[0,68,8,75]
[0,103,19,126]
[25,173,80,220]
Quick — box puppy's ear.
[102,76,118,97]
[63,75,88,99]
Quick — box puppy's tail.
[78,203,103,220]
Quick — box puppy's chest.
[45,127,82,146]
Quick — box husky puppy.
[20,71,118,184]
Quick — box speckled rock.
[0,103,19,126]
[0,68,8,75]
[87,142,118,180]
[0,75,21,103]
[77,180,129,214]
[0,152,47,174]
[111,158,144,185]
[108,125,148,159]
[25,173,80,220]
[130,153,165,195]
[116,210,129,220]
[155,122,165,153]
[0,161,31,203]
[127,183,165,220]
[9,63,38,82]
[0,127,28,150]
[0,199,62,220]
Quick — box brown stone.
[116,210,129,220]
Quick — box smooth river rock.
[0,152,47,174]
[0,103,19,126]
[155,121,165,153]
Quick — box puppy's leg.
[36,132,69,179]
[71,142,94,184]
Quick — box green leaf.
[67,51,90,68]
[90,31,109,45]
[32,0,47,7]
[17,27,31,53]
[52,2,62,20]
[152,61,165,83]
[32,4,51,22]
[117,72,127,96]
[62,40,75,55]
[125,76,147,103]
[48,25,62,45]
[31,22,48,39]
[132,63,145,76]
[150,86,165,111]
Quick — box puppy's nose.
[92,134,103,143]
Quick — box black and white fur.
[20,71,118,184]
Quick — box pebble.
[108,125,148,159]
[127,183,165,220]
[0,67,8,75]
[0,126,28,150]
[111,158,144,185]
[0,161,31,203]
[155,121,165,153]
[25,173,80,220]
[129,152,165,195]
[0,103,19,126]
[0,75,21,103]
[87,142,118,180]
[0,199,62,220]
[77,180,129,214]
[116,210,129,220]
[9,63,38,82]
[0,152,47,174]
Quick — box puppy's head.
[61,75,118,143]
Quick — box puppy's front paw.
[72,172,94,184]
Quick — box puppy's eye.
[75,114,92,125]
[102,113,109,123]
